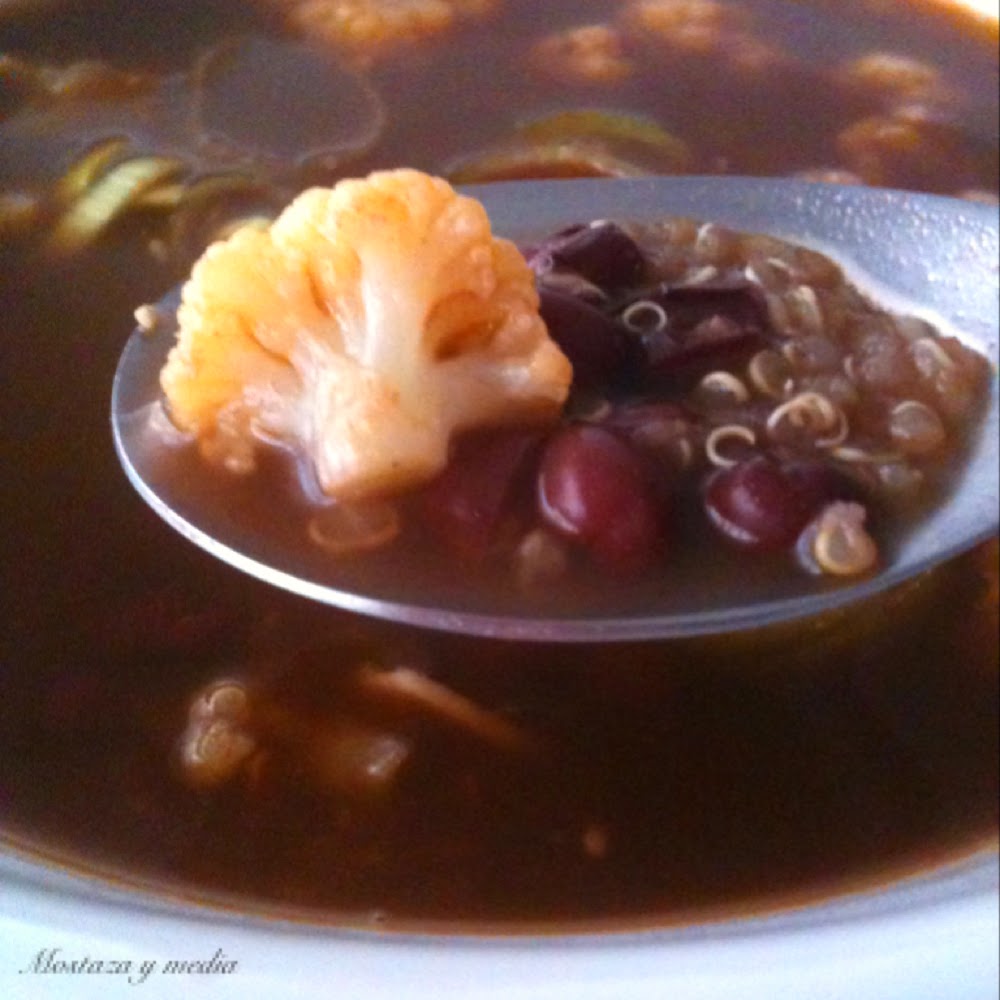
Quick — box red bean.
[703,455,824,551]
[622,276,770,381]
[528,221,646,292]
[421,430,541,558]
[538,286,634,388]
[537,425,665,573]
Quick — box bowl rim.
[1,842,997,999]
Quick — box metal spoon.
[112,176,999,642]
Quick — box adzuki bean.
[537,424,666,573]
[538,286,635,388]
[704,456,832,551]
[527,221,646,292]
[421,429,541,558]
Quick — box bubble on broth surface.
[190,36,385,171]
[0,36,384,189]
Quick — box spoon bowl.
[112,176,999,641]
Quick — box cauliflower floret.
[618,0,782,73]
[265,0,499,65]
[619,0,744,52]
[160,168,572,500]
[529,24,635,85]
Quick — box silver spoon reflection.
[112,176,999,642]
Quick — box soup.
[0,0,997,931]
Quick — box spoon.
[112,175,999,642]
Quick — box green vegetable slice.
[47,155,184,255]
[518,109,692,168]
[51,136,131,207]
[447,139,652,183]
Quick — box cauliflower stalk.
[160,168,572,500]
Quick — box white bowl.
[1,841,996,1000]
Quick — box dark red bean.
[529,221,646,292]
[537,424,665,573]
[538,286,635,389]
[623,275,771,379]
[625,273,767,331]
[421,429,541,558]
[703,455,823,551]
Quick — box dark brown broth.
[0,0,997,930]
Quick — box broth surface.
[0,0,997,930]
